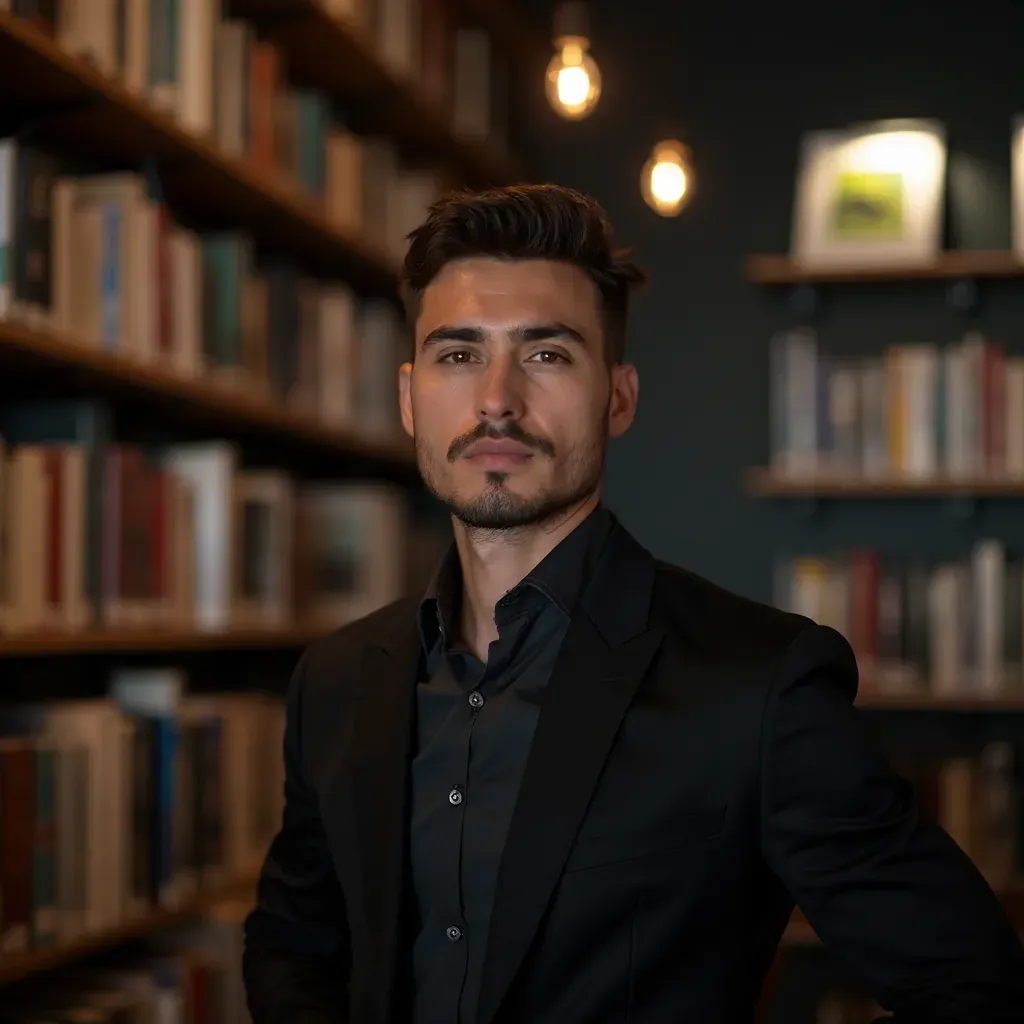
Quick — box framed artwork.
[790,118,947,269]
[1011,115,1024,261]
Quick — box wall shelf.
[745,251,1024,286]
[856,691,1024,712]
[745,467,1024,498]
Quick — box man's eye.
[439,350,475,364]
[530,350,567,364]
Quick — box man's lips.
[463,440,535,459]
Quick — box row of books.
[770,329,1024,479]
[0,669,280,954]
[774,540,1024,695]
[0,412,411,634]
[3,0,506,155]
[0,151,411,435]
[0,903,251,1021]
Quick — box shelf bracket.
[942,495,977,520]
[788,496,821,519]
[786,284,821,320]
[946,277,980,316]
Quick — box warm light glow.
[641,140,693,216]
[650,161,687,205]
[545,36,602,121]
[557,65,591,109]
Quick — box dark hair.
[401,184,647,365]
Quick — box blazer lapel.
[476,524,664,1024]
[346,612,420,1024]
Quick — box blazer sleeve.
[759,622,1024,1024]
[243,648,351,1023]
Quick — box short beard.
[416,418,607,534]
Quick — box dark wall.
[515,0,1024,604]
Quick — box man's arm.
[243,649,351,1023]
[760,622,1024,1023]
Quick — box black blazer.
[243,518,1024,1023]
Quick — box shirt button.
[448,786,463,806]
[468,690,485,709]
[446,925,462,942]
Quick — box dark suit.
[243,515,1024,1023]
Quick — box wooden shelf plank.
[0,626,333,657]
[228,0,519,185]
[0,13,398,294]
[745,467,1024,498]
[458,0,549,68]
[0,876,257,985]
[0,319,415,470]
[746,251,1024,285]
[856,691,1024,712]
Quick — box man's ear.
[607,362,639,439]
[399,361,414,438]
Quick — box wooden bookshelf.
[0,319,415,470]
[745,467,1024,498]
[746,251,1024,285]
[230,0,519,185]
[0,876,258,986]
[0,626,333,657]
[0,12,398,293]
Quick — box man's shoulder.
[298,596,420,682]
[650,558,812,658]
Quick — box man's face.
[399,257,639,530]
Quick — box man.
[242,184,1024,1023]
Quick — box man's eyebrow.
[420,322,586,347]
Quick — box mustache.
[447,421,556,462]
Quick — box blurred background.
[0,0,1023,1020]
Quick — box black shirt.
[409,504,613,1024]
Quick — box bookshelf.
[0,1,529,1001]
[746,250,1024,286]
[0,875,258,986]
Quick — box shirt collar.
[418,503,613,656]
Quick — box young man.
[242,185,1024,1023]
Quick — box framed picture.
[790,118,947,269]
[1011,115,1024,261]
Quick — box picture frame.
[1010,114,1024,261]
[790,118,947,269]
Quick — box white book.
[161,442,237,631]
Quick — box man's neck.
[452,493,600,661]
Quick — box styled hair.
[401,184,647,364]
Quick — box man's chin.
[445,488,555,531]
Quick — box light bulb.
[641,140,693,216]
[545,37,602,121]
